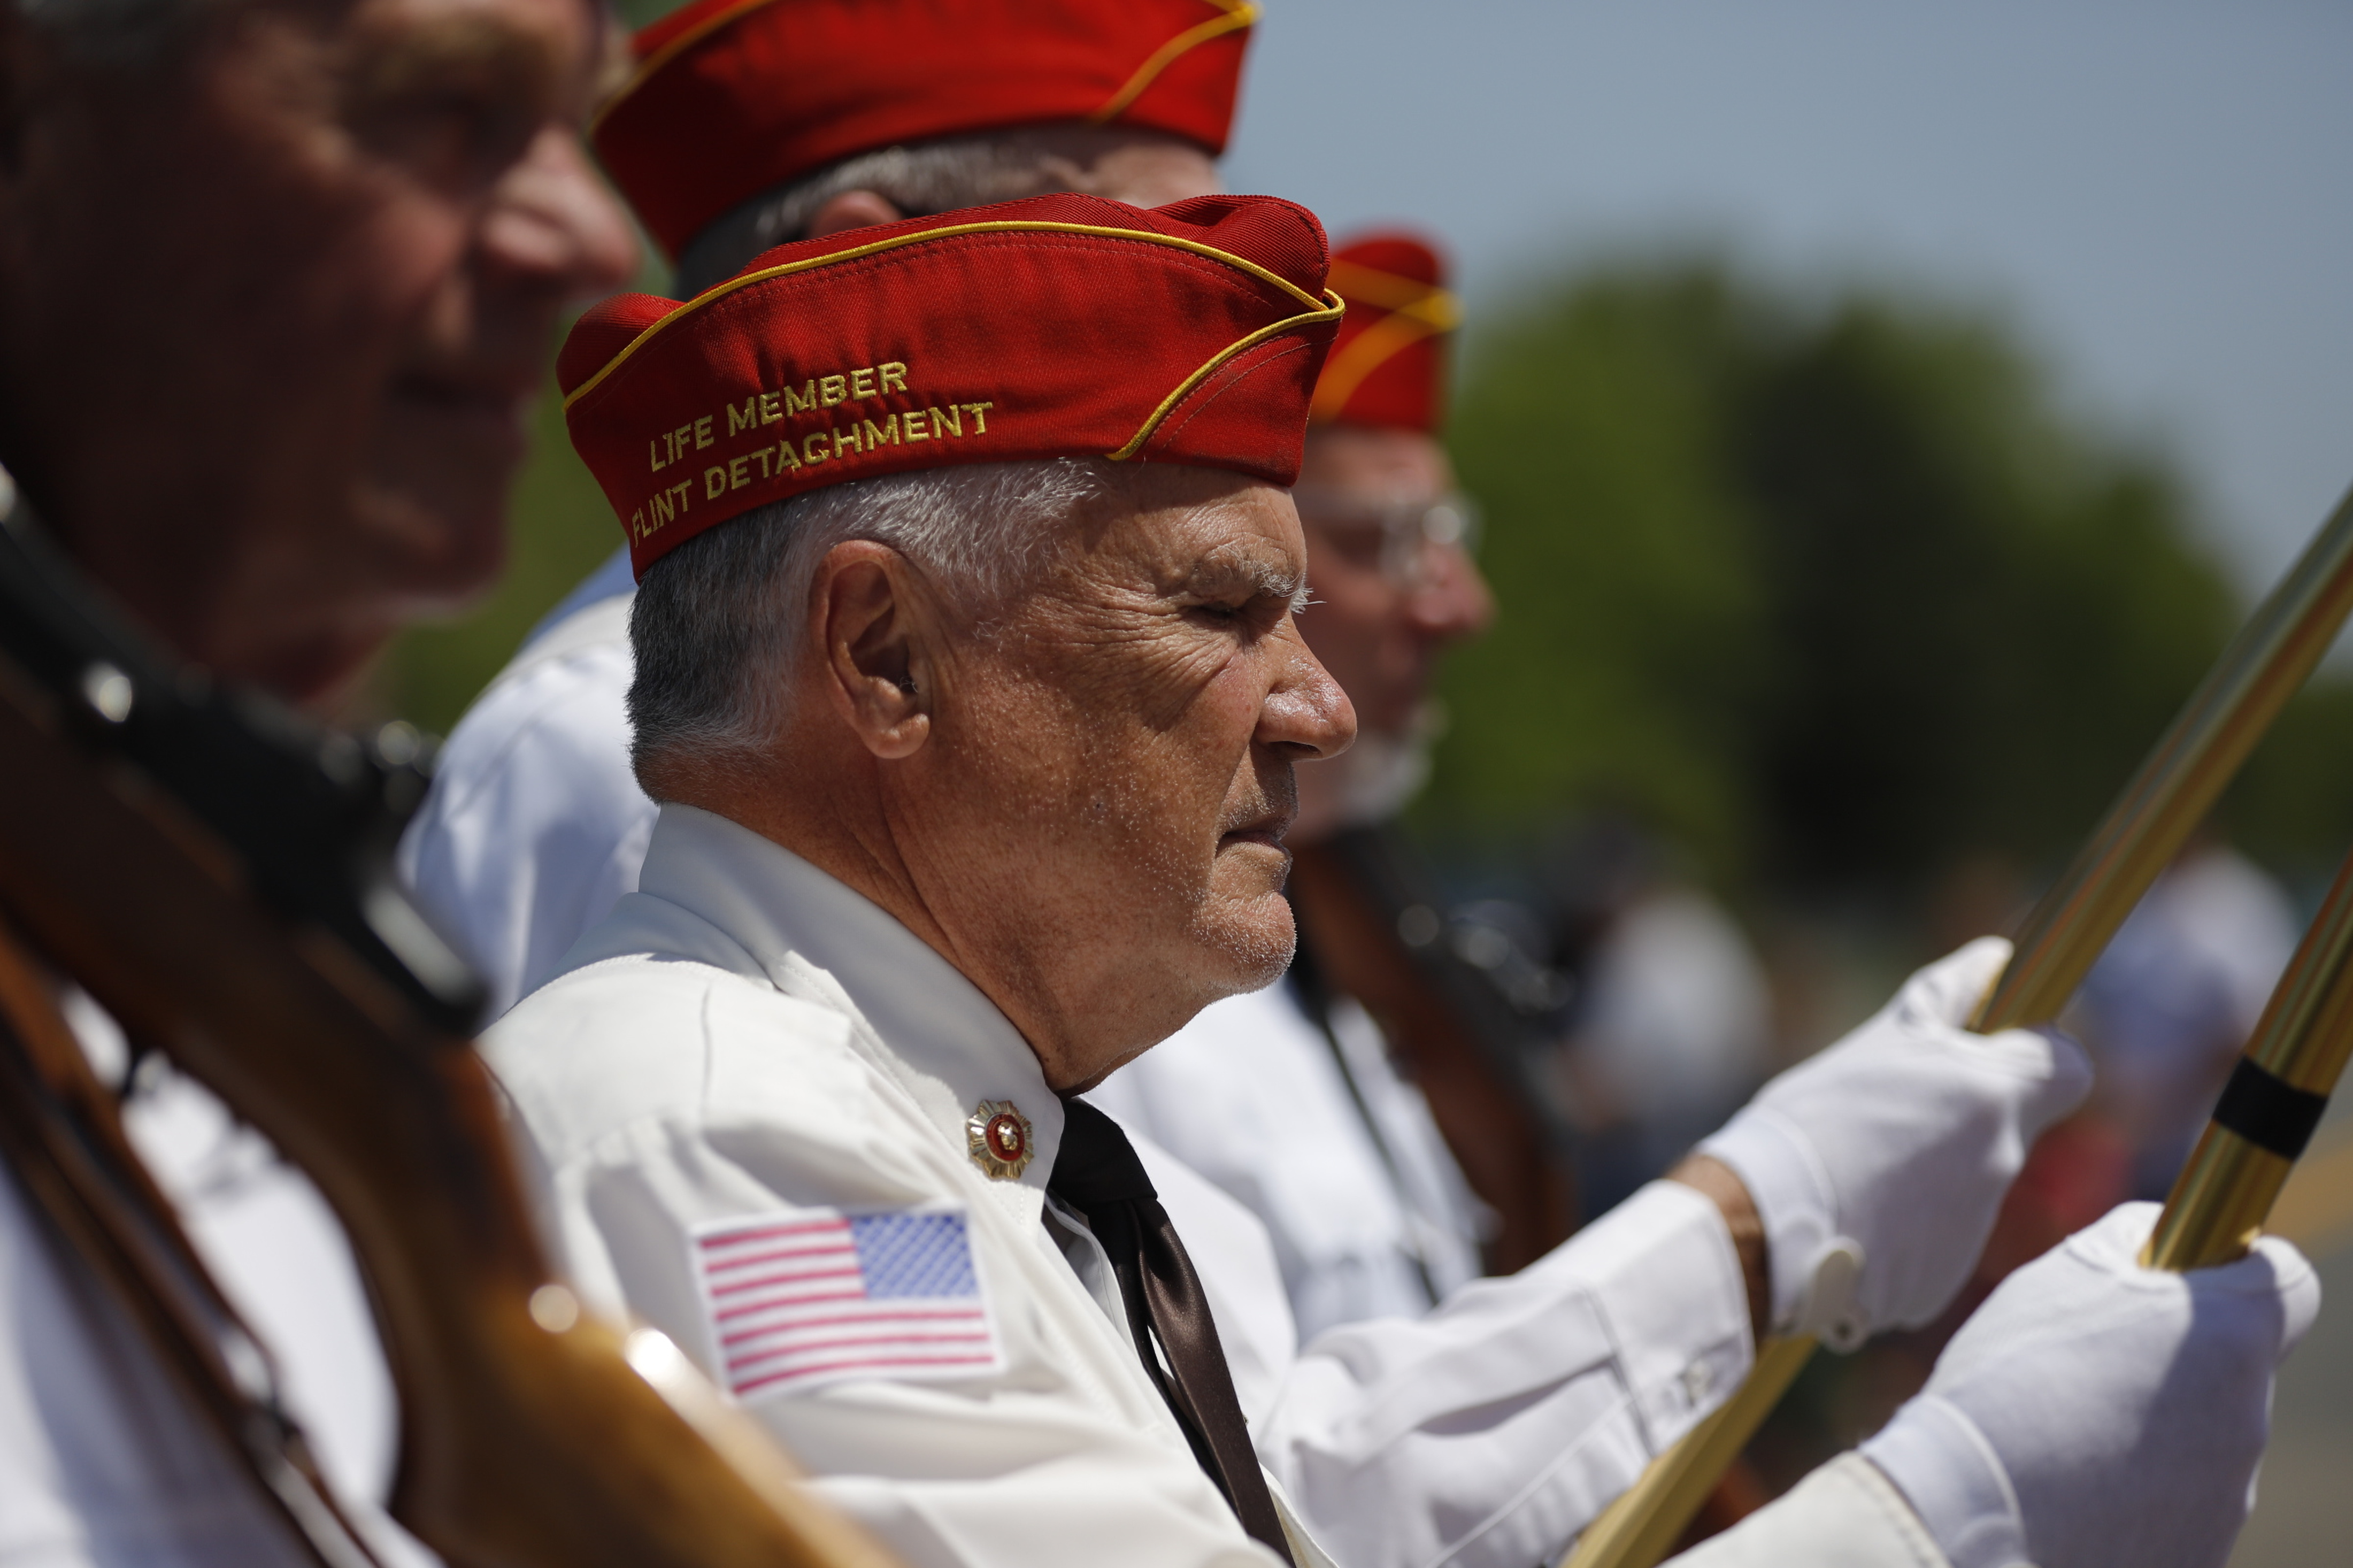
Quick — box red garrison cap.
[595,0,1259,259]
[1309,231,1460,434]
[559,191,1342,578]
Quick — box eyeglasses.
[1292,489,1483,593]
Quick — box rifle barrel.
[2147,841,2353,1271]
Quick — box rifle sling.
[0,913,376,1567]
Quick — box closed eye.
[1178,544,1306,634]
[1185,587,1296,636]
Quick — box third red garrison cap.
[1310,230,1460,434]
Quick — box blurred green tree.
[1427,269,1773,878]
[1424,259,2350,897]
[2229,680,2353,880]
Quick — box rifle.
[0,499,896,1568]
[2147,838,2353,1269]
[1564,478,2353,1568]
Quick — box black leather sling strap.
[1048,1097,1296,1564]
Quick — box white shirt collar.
[629,802,1065,1197]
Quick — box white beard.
[1314,703,1443,832]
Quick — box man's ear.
[806,189,902,239]
[813,539,933,759]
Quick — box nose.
[478,125,640,301]
[1260,629,1357,762]
[1407,540,1496,645]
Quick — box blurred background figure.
[0,0,635,1556]
[2075,836,2299,1200]
[1536,821,1773,1218]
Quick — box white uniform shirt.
[404,564,1491,1348]
[482,804,1942,1568]
[399,577,655,1021]
[1088,986,1482,1342]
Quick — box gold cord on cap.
[1091,0,1260,125]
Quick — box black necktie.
[1049,1097,1296,1564]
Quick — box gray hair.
[676,139,1071,296]
[628,458,1117,788]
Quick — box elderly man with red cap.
[482,188,2316,1568]
[409,0,1574,1379]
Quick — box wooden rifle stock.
[0,512,896,1568]
[1562,478,2353,1568]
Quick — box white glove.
[1697,937,2091,1344]
[1862,1203,2319,1568]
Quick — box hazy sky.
[1220,1,2353,596]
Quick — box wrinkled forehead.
[1077,468,1305,597]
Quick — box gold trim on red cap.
[592,0,782,138]
[1325,257,1461,319]
[595,0,1259,144]
[1089,0,1260,124]
[1309,259,1459,422]
[1111,285,1344,460]
[562,217,1338,411]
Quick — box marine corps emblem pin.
[965,1099,1035,1181]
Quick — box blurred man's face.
[1290,424,1495,837]
[1005,121,1221,209]
[797,121,1220,243]
[0,0,637,703]
[903,467,1356,1089]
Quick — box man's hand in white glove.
[1696,937,2091,1344]
[1862,1202,2319,1568]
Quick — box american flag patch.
[690,1207,1001,1398]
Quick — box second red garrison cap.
[596,0,1260,258]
